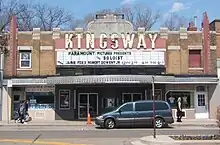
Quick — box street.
[0,126,219,145]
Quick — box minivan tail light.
[169,109,173,115]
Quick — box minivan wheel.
[155,118,164,128]
[104,118,115,129]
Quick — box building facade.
[1,13,220,121]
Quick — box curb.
[170,124,218,128]
[0,124,96,127]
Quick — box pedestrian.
[18,100,27,124]
[176,97,183,122]
[24,100,29,123]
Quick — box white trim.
[58,89,71,110]
[167,46,180,50]
[12,82,47,85]
[188,45,202,50]
[40,46,53,50]
[210,46,216,50]
[156,82,218,84]
[55,48,167,51]
[16,68,32,71]
[194,85,209,119]
[17,46,33,50]
[187,31,202,34]
[188,68,204,71]
[73,90,76,109]
[19,51,32,69]
[144,89,147,100]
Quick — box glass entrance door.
[122,93,143,103]
[89,93,98,118]
[78,93,98,119]
[195,93,208,119]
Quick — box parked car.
[95,100,174,129]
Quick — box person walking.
[24,100,29,123]
[18,100,27,124]
[176,97,183,122]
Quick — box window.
[198,94,205,106]
[189,50,201,68]
[19,51,31,68]
[155,102,169,110]
[166,91,192,109]
[135,102,153,111]
[120,103,133,112]
[26,92,54,110]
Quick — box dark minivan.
[95,100,174,129]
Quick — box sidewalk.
[0,119,219,127]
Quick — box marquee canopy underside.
[3,75,218,86]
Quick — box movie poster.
[59,89,70,110]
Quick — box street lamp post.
[152,76,156,138]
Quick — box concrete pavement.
[0,128,219,145]
[0,119,218,145]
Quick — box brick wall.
[4,29,57,77]
[4,26,218,77]
[166,29,217,75]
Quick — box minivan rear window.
[155,102,169,110]
[135,102,153,111]
[135,102,169,111]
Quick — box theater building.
[1,13,220,121]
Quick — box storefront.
[6,78,56,121]
[54,83,165,120]
[164,83,217,119]
[46,75,218,120]
[1,75,217,121]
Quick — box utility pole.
[152,76,156,138]
[0,31,8,121]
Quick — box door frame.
[194,86,209,119]
[78,93,98,119]
[122,93,143,103]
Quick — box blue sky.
[35,0,218,30]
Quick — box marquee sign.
[55,32,166,50]
[56,50,165,66]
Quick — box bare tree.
[116,4,161,30]
[0,0,28,31]
[0,0,74,31]
[162,13,188,31]
[16,3,36,31]
[32,4,73,31]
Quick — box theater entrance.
[78,93,98,119]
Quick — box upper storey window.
[189,50,201,68]
[19,50,31,68]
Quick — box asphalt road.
[0,127,219,145]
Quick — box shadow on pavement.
[95,125,174,130]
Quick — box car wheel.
[155,118,164,128]
[104,118,115,129]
